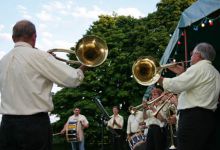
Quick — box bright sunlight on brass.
[132,56,191,86]
[48,35,108,67]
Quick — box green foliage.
[51,0,196,147]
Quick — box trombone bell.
[76,35,108,67]
[48,35,108,67]
[132,56,190,86]
[132,56,160,86]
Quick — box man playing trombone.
[158,43,220,150]
[143,85,170,150]
[0,20,89,150]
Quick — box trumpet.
[48,35,108,67]
[132,56,191,86]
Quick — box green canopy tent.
[160,0,220,73]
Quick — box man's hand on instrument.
[167,115,177,125]
[79,65,89,73]
[168,64,185,75]
[142,101,148,110]
[127,135,131,141]
[149,105,156,112]
[169,95,178,106]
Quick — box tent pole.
[184,29,188,68]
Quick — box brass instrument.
[168,105,177,150]
[132,56,191,86]
[48,35,108,67]
[130,104,144,114]
[153,94,177,149]
[153,93,174,117]
[130,93,166,114]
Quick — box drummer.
[61,107,89,150]
[127,106,146,150]
[127,106,144,138]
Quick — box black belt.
[178,107,214,115]
[149,124,160,128]
[3,112,48,119]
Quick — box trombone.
[47,35,108,67]
[153,93,174,117]
[130,92,168,114]
[152,94,177,149]
[168,105,177,150]
[132,56,191,86]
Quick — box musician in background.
[107,106,124,150]
[143,85,168,150]
[163,94,178,150]
[0,20,87,150]
[158,42,220,150]
[127,106,144,138]
[127,105,145,150]
[61,107,89,150]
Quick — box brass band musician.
[107,106,124,150]
[0,20,88,150]
[61,107,89,150]
[143,85,168,150]
[127,106,144,138]
[158,43,220,150]
[127,106,146,150]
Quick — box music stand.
[93,97,110,150]
[93,97,110,120]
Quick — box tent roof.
[160,0,220,65]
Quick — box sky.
[0,0,160,122]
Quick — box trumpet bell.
[132,56,160,86]
[75,35,108,67]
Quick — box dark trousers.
[110,129,124,150]
[178,107,216,150]
[146,125,166,150]
[0,112,52,150]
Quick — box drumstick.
[53,132,62,136]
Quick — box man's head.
[191,42,216,65]
[151,86,163,99]
[128,105,136,114]
[112,106,119,115]
[12,20,36,47]
[73,107,80,116]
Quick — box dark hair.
[128,106,134,111]
[155,84,164,91]
[12,20,36,40]
[113,106,119,110]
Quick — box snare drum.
[66,120,78,142]
[128,132,146,150]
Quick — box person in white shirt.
[127,106,144,136]
[158,42,220,150]
[127,106,145,150]
[61,107,89,150]
[143,86,168,150]
[107,106,124,150]
[0,20,88,150]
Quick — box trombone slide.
[153,94,174,117]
